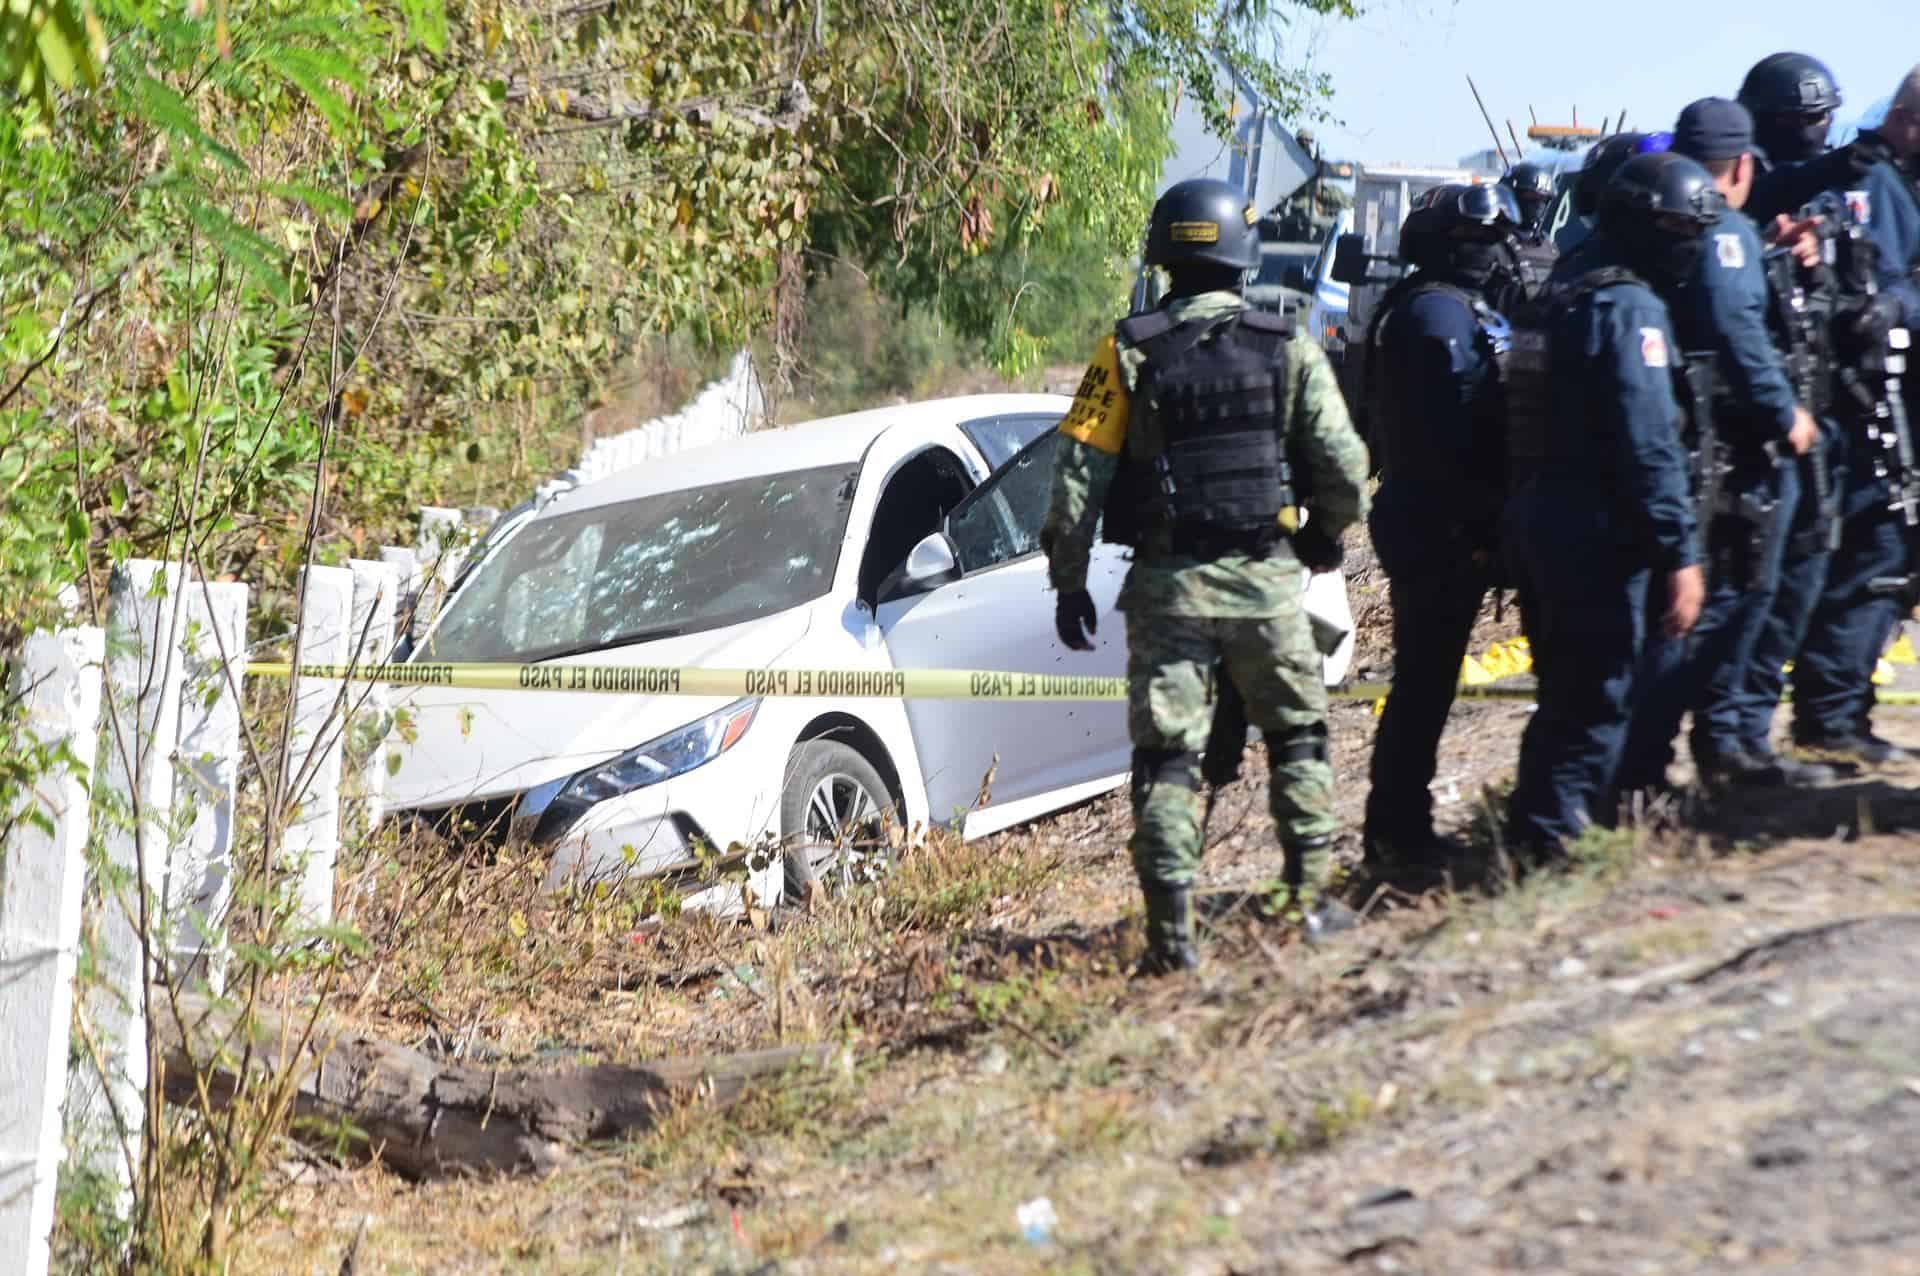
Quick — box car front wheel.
[779,741,894,902]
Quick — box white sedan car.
[388,393,1352,910]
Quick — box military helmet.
[1409,182,1522,237]
[1737,52,1843,117]
[1574,131,1672,219]
[1501,162,1555,203]
[1144,178,1261,271]
[1401,183,1522,269]
[1453,182,1524,236]
[1502,162,1556,231]
[1599,152,1722,246]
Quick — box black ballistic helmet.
[1453,182,1525,236]
[1400,183,1522,271]
[1599,152,1722,282]
[1501,161,1556,215]
[1739,52,1841,163]
[1144,178,1261,271]
[1737,52,1843,116]
[1404,182,1521,244]
[1575,132,1671,219]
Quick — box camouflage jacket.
[1039,290,1371,618]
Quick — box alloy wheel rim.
[802,771,880,886]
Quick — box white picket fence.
[0,354,765,1271]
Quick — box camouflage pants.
[1127,610,1335,892]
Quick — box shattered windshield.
[421,465,859,663]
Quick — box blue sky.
[1288,0,1914,166]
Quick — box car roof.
[552,392,1072,514]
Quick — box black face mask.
[1657,237,1705,288]
[1615,223,1701,293]
[1759,114,1831,163]
[1445,242,1505,284]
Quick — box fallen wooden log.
[152,993,833,1179]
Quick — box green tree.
[0,3,1355,1257]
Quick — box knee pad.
[1268,723,1329,766]
[1131,748,1200,806]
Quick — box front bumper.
[408,725,792,910]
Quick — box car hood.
[385,608,813,810]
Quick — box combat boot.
[1799,720,1920,768]
[1281,833,1360,942]
[1135,887,1200,978]
[1712,740,1843,782]
[1359,824,1466,893]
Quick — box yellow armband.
[1057,336,1130,456]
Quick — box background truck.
[1131,59,1324,315]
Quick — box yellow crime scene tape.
[248,625,1920,707]
[249,659,1548,703]
[248,661,1132,702]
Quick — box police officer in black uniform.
[1733,53,1851,765]
[1501,161,1561,296]
[1617,98,1826,795]
[1742,52,1890,223]
[1555,132,1670,260]
[1361,184,1523,875]
[1506,152,1711,856]
[1740,54,1920,767]
[1502,162,1556,239]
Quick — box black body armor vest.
[1502,266,1648,485]
[1505,266,1716,502]
[1100,308,1297,558]
[1362,276,1508,481]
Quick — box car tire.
[780,741,894,903]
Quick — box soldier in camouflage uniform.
[1273,127,1353,242]
[1040,178,1371,976]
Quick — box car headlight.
[562,699,759,805]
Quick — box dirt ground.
[230,531,1920,1275]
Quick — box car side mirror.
[877,531,962,604]
[1330,233,1368,286]
[1282,262,1310,292]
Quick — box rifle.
[1762,244,1844,552]
[1675,350,1730,566]
[1822,200,1920,603]
[1829,214,1920,529]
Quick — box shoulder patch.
[1846,189,1872,226]
[1639,326,1670,369]
[1714,233,1745,269]
[1058,336,1130,456]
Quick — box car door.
[876,431,1130,828]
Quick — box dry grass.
[203,618,1920,1275]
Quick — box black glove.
[1291,523,1344,573]
[1054,588,1097,651]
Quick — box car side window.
[858,445,975,603]
[946,430,1060,574]
[958,412,1062,470]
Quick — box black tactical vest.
[1512,238,1561,305]
[1502,266,1644,485]
[1362,276,1506,480]
[1099,308,1296,557]
[1505,265,1715,485]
